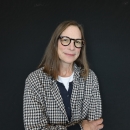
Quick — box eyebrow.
[60,36,83,40]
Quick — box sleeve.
[23,77,67,130]
[67,123,81,130]
[87,72,102,121]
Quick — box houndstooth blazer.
[23,64,102,130]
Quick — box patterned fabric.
[23,64,102,130]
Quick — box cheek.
[76,48,81,55]
[58,42,64,52]
[57,42,66,58]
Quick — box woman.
[23,20,103,130]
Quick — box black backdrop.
[0,0,130,130]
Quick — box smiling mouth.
[64,53,75,56]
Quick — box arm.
[87,71,102,120]
[81,71,103,130]
[23,77,67,130]
[67,124,82,130]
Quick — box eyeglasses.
[59,36,84,48]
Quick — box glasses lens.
[60,37,70,45]
[75,40,84,48]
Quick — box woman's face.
[57,25,81,65]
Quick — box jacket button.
[67,95,69,97]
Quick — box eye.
[75,40,81,44]
[62,37,69,42]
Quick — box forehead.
[61,25,82,39]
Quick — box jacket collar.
[73,63,81,80]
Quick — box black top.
[57,81,81,130]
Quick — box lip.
[64,53,75,56]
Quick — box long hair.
[38,20,89,79]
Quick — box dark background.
[0,0,130,130]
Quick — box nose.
[68,40,75,50]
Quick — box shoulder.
[24,68,48,100]
[88,69,98,78]
[86,69,99,83]
[25,67,48,87]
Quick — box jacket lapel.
[70,65,81,120]
[71,79,80,110]
[39,70,68,120]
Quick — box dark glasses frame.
[58,36,84,48]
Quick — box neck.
[59,62,73,77]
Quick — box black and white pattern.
[23,64,102,130]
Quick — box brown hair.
[38,20,89,79]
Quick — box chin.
[62,59,75,64]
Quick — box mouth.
[64,53,75,56]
